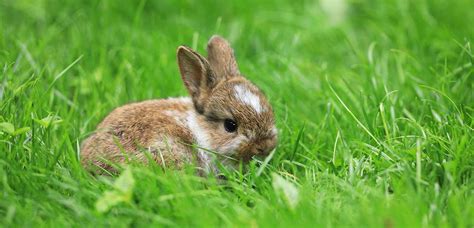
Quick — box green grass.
[1,0,473,226]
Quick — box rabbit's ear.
[177,46,215,112]
[207,35,240,78]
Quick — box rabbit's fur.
[81,36,278,174]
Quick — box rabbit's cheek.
[216,135,247,155]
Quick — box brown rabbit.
[81,35,278,174]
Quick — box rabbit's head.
[177,36,278,166]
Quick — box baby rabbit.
[81,35,278,174]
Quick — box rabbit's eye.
[224,119,238,132]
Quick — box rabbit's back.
[81,97,195,171]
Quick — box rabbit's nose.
[251,138,277,157]
[249,147,265,157]
[257,148,266,154]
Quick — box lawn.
[1,0,473,226]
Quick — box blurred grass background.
[0,0,473,226]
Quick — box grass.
[1,0,473,226]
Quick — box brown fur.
[81,99,195,171]
[81,35,278,174]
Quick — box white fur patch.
[166,96,192,104]
[164,110,186,126]
[234,85,264,113]
[271,126,278,136]
[162,97,193,126]
[186,111,215,174]
[218,135,246,155]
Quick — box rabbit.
[81,35,278,175]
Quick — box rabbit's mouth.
[214,138,277,167]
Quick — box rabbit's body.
[81,98,199,171]
[81,36,278,174]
